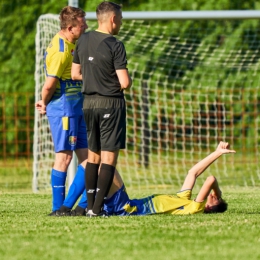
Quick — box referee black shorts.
[83,96,126,152]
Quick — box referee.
[71,1,132,217]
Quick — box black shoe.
[48,206,71,217]
[48,210,58,216]
[86,209,108,218]
[55,210,72,216]
[70,206,86,216]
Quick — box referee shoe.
[86,209,108,218]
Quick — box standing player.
[71,1,132,217]
[35,6,89,215]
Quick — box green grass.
[1,159,260,259]
[0,159,32,192]
[0,190,260,260]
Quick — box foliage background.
[1,0,260,189]
[0,0,260,93]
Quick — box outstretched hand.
[216,141,236,154]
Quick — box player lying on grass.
[55,141,235,216]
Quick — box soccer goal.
[33,11,260,193]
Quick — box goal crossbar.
[85,10,260,20]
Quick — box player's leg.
[52,164,87,217]
[48,116,80,214]
[89,98,125,216]
[61,164,85,208]
[82,98,101,213]
[75,189,88,213]
[59,115,89,212]
[74,115,88,166]
[91,150,119,215]
[50,150,73,213]
[72,167,125,216]
[57,149,87,214]
[48,116,71,213]
[63,146,88,208]
[66,167,125,216]
[85,150,101,214]
[54,115,89,216]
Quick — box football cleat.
[70,206,86,216]
[86,209,109,218]
[48,210,59,216]
[48,206,71,217]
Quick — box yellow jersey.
[44,33,83,117]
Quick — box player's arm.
[40,77,58,114]
[116,69,132,90]
[180,141,236,191]
[71,62,82,81]
[195,176,219,202]
[210,177,222,198]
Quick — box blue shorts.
[104,185,156,216]
[104,184,130,216]
[48,115,88,152]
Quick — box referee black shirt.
[73,30,128,98]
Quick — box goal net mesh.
[33,14,260,193]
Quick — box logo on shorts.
[69,136,77,146]
[103,114,110,118]
[88,57,94,61]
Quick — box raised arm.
[180,141,236,191]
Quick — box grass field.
[1,159,260,260]
[0,189,260,260]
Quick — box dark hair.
[204,200,228,214]
[96,1,121,17]
[59,6,85,29]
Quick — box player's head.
[59,6,87,39]
[204,194,228,214]
[96,1,122,35]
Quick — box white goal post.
[33,11,260,193]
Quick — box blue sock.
[51,169,67,211]
[63,165,85,209]
[77,189,88,209]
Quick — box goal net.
[33,12,260,193]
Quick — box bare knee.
[53,151,73,171]
[101,150,119,166]
[87,150,101,164]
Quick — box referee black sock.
[92,163,115,215]
[85,162,99,211]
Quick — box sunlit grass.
[0,190,260,260]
